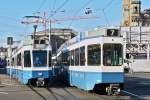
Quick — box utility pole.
[7,37,13,79]
[33,25,37,48]
[49,19,52,47]
[49,19,53,66]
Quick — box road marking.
[122,90,145,99]
[0,92,8,94]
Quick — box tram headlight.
[38,72,43,76]
[117,88,121,93]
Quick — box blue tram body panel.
[22,70,52,84]
[6,68,10,75]
[6,67,52,84]
[101,72,124,83]
[63,70,124,91]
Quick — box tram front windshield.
[33,50,47,67]
[103,44,123,66]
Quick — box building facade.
[36,28,77,54]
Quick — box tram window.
[17,53,21,66]
[7,60,10,66]
[12,58,14,66]
[34,40,39,44]
[80,46,85,66]
[40,40,45,44]
[14,57,17,67]
[75,48,79,66]
[68,51,70,65]
[49,51,51,67]
[57,54,62,66]
[103,44,123,66]
[33,51,47,67]
[24,51,31,67]
[62,51,69,66]
[88,44,101,66]
[71,50,75,66]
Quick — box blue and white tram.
[7,36,52,86]
[55,29,124,95]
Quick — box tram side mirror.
[126,54,131,59]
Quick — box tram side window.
[75,48,79,66]
[14,57,17,67]
[62,51,69,66]
[80,46,85,66]
[7,60,10,66]
[24,51,31,67]
[103,44,123,66]
[88,44,101,66]
[57,54,62,66]
[49,51,51,67]
[71,50,75,66]
[17,53,21,66]
[68,51,70,65]
[11,58,14,66]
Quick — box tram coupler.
[106,84,121,96]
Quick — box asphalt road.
[122,73,150,100]
[1,71,150,100]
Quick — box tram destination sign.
[107,29,119,37]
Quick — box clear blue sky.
[0,0,149,46]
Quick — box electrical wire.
[49,0,69,18]
[102,0,114,11]
[52,0,57,11]
[54,0,69,13]
[68,0,93,28]
[94,0,115,26]
[36,0,47,12]
[102,10,110,26]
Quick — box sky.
[0,0,149,46]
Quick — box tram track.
[46,87,69,100]
[28,85,49,100]
[28,85,79,100]
[28,79,130,100]
[28,85,70,100]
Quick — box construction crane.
[21,12,99,37]
[21,12,99,47]
[21,11,100,35]
[122,0,141,26]
[21,14,99,27]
